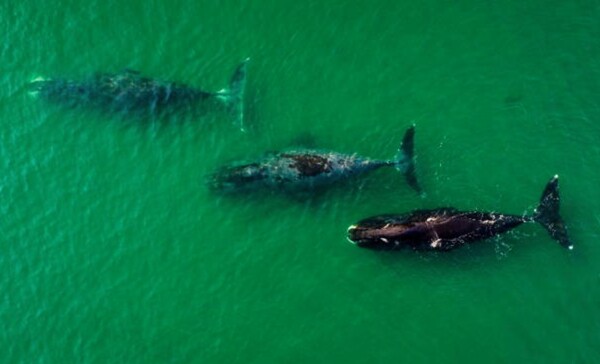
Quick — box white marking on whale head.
[28,76,49,96]
[380,237,389,243]
[347,225,357,232]
[568,245,574,250]
[30,76,48,82]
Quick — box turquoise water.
[2,1,600,362]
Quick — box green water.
[2,0,600,362]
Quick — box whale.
[208,125,422,195]
[28,58,249,130]
[347,175,572,251]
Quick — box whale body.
[29,59,249,130]
[348,176,572,251]
[208,126,422,195]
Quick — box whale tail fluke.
[395,125,423,195]
[217,58,249,131]
[533,175,573,249]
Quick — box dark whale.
[28,58,249,130]
[348,175,572,251]
[208,125,422,195]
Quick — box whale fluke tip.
[534,176,572,249]
[397,126,422,195]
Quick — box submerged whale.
[208,126,422,195]
[348,175,572,251]
[28,58,249,130]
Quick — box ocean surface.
[2,1,599,362]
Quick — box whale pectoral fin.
[285,188,325,204]
[262,150,282,158]
[430,238,442,249]
[121,68,141,75]
[289,132,318,149]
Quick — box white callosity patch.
[27,76,48,96]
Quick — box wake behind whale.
[28,58,249,130]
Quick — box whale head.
[207,163,267,192]
[27,76,50,96]
[347,216,416,250]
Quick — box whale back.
[348,209,526,251]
